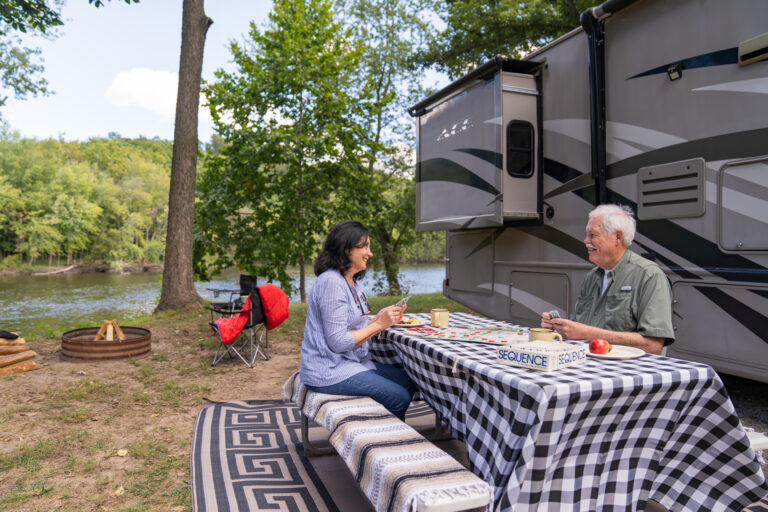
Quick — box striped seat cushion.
[745,497,768,511]
[283,372,491,512]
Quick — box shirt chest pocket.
[574,296,594,319]
[604,292,635,331]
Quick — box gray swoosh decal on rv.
[453,148,503,169]
[628,47,738,80]
[543,127,768,199]
[544,169,594,200]
[517,225,590,263]
[465,228,506,259]
[417,158,499,196]
[543,156,768,344]
[544,155,768,281]
[609,128,768,180]
[634,240,768,344]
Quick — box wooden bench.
[283,372,492,512]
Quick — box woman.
[299,221,416,420]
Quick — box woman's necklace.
[342,272,369,315]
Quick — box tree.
[52,195,101,265]
[0,0,62,33]
[197,0,363,302]
[419,0,592,77]
[0,133,173,266]
[155,0,212,311]
[339,0,432,294]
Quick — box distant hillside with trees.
[0,131,443,275]
[0,132,172,269]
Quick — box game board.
[404,326,528,345]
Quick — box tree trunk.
[373,220,402,295]
[297,94,306,303]
[155,0,212,312]
[298,159,306,302]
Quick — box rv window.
[506,121,534,178]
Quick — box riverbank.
[0,263,163,278]
[0,263,447,335]
[0,260,444,278]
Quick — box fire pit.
[61,322,151,362]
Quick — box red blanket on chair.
[258,283,289,330]
[215,295,251,344]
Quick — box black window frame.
[506,120,535,178]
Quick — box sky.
[2,1,275,142]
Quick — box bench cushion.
[283,372,491,512]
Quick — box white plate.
[587,345,646,360]
[393,318,426,328]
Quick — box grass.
[0,291,471,511]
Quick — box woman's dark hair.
[314,221,370,281]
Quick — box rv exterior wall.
[422,0,768,382]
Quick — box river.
[0,264,445,334]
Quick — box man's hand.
[541,313,664,354]
[550,318,592,340]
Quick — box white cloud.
[105,68,178,118]
[104,68,212,123]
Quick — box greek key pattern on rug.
[190,399,339,512]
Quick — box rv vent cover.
[637,158,705,220]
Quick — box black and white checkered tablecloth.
[369,313,768,511]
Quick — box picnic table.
[369,312,768,511]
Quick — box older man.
[541,204,674,354]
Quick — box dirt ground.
[2,306,766,510]
[0,309,303,511]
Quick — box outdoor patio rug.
[190,399,458,512]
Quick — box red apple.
[589,339,612,354]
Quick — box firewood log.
[111,320,126,341]
[0,345,28,355]
[0,359,37,375]
[0,336,26,346]
[0,350,36,368]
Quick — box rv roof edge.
[407,56,544,117]
[588,0,640,20]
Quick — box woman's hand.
[374,305,404,330]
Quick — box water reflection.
[0,264,445,334]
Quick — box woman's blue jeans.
[305,362,416,420]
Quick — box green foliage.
[89,0,140,8]
[0,0,62,34]
[0,0,138,33]
[197,0,366,300]
[419,0,594,77]
[0,133,172,266]
[400,230,444,262]
[0,34,52,108]
[338,0,435,294]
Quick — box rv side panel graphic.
[411,0,768,382]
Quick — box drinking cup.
[430,309,449,327]
[528,328,563,342]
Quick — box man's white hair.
[588,204,636,247]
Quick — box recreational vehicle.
[410,0,768,382]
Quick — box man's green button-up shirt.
[574,249,675,344]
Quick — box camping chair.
[206,275,270,367]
